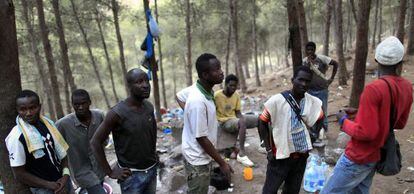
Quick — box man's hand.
[266,150,275,162]
[336,110,347,121]
[219,162,234,183]
[344,108,357,120]
[54,175,69,194]
[109,165,132,181]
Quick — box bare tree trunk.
[185,0,192,86]
[253,0,261,87]
[347,0,354,50]
[287,0,303,73]
[297,0,309,54]
[111,0,128,94]
[225,17,232,77]
[70,0,111,109]
[35,0,64,119]
[63,77,71,113]
[21,0,56,120]
[371,0,379,50]
[396,0,408,44]
[285,34,290,68]
[333,0,348,85]
[407,0,414,55]
[0,1,30,192]
[323,0,332,55]
[154,0,167,108]
[51,0,76,92]
[350,0,372,108]
[95,9,119,102]
[377,0,382,45]
[349,0,358,23]
[243,63,251,78]
[267,47,273,71]
[231,0,247,92]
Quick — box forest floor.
[104,54,414,194]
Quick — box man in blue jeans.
[321,36,413,193]
[302,41,338,138]
[91,68,158,194]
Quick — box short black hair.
[293,66,313,79]
[225,74,239,85]
[16,90,40,105]
[306,41,316,49]
[196,53,217,77]
[71,89,91,102]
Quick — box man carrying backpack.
[321,36,413,194]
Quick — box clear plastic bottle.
[303,155,318,192]
[317,161,328,191]
[163,128,174,151]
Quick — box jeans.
[321,154,376,194]
[184,160,211,194]
[78,183,107,194]
[262,153,308,194]
[308,89,329,131]
[120,165,157,194]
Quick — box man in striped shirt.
[259,66,324,194]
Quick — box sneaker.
[237,154,254,167]
[257,147,267,154]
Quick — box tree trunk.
[253,1,261,87]
[350,0,372,108]
[261,53,266,74]
[111,0,128,94]
[396,0,408,44]
[0,1,30,193]
[51,0,76,92]
[70,0,111,109]
[297,0,309,54]
[154,0,167,108]
[35,0,64,119]
[347,0,354,51]
[323,0,332,56]
[143,0,161,121]
[285,34,290,68]
[407,0,414,55]
[371,0,379,50]
[21,0,56,120]
[333,0,348,85]
[95,9,119,102]
[349,0,358,23]
[287,0,303,73]
[63,77,71,114]
[225,17,232,77]
[377,0,382,45]
[267,47,273,71]
[231,0,247,92]
[185,0,192,86]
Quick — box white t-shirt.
[182,86,218,165]
[176,85,195,103]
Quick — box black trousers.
[262,153,309,194]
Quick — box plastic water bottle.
[304,155,318,192]
[317,161,328,190]
[163,128,174,151]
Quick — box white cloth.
[264,93,322,160]
[302,54,332,66]
[176,85,195,103]
[182,86,218,165]
[375,36,404,66]
[5,127,26,167]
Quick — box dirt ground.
[105,58,414,194]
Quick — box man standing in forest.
[321,37,413,193]
[182,53,233,193]
[302,41,338,137]
[5,90,72,193]
[56,89,106,194]
[259,66,324,194]
[91,68,158,194]
[214,74,258,167]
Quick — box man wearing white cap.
[321,36,413,194]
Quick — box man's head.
[16,90,41,125]
[224,74,239,96]
[126,68,151,99]
[291,66,313,96]
[71,89,91,118]
[375,36,404,74]
[196,53,224,85]
[305,41,316,57]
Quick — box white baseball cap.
[375,36,404,66]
